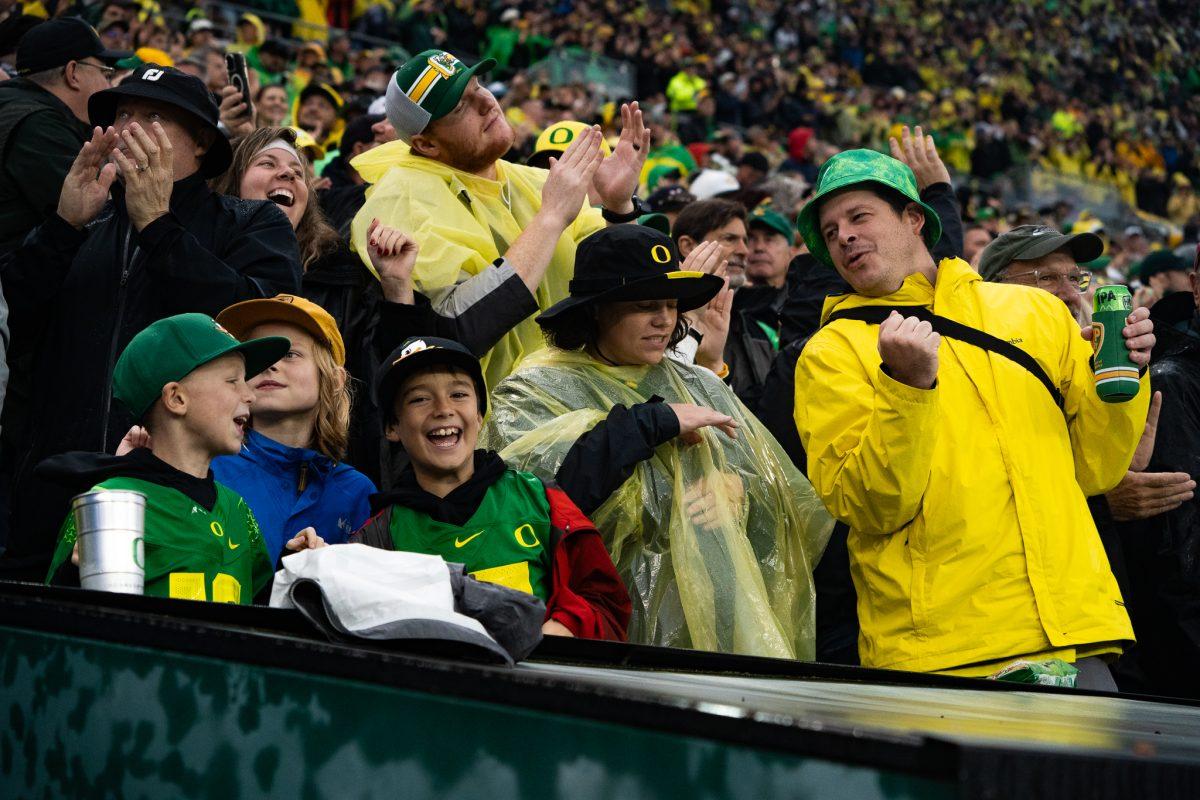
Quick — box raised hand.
[539,125,604,228]
[592,101,651,213]
[669,402,739,445]
[1080,305,1155,367]
[111,121,174,231]
[680,239,724,275]
[889,125,951,191]
[693,273,733,373]
[366,217,420,303]
[1106,390,1197,521]
[681,240,731,372]
[115,425,152,456]
[878,311,940,389]
[57,126,119,230]
[1131,391,1163,471]
[218,84,255,142]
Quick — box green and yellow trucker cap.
[113,313,291,420]
[796,149,942,268]
[385,49,496,143]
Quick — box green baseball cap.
[796,149,942,268]
[637,212,672,235]
[977,224,1104,281]
[385,49,496,143]
[113,313,291,421]
[748,205,795,246]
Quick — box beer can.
[1091,285,1140,403]
[73,490,146,594]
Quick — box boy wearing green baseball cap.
[43,314,295,604]
[792,149,1155,688]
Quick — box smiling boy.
[351,337,631,640]
[43,313,292,604]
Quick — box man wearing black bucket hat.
[0,63,302,581]
[483,225,834,658]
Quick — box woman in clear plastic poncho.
[482,226,833,659]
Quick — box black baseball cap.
[16,17,131,76]
[88,64,233,178]
[537,226,724,326]
[646,184,696,213]
[977,224,1104,282]
[1134,250,1190,281]
[376,337,488,425]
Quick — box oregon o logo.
[513,523,540,548]
[548,127,574,145]
[210,521,225,538]
[650,245,672,264]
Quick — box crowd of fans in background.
[0,0,1197,696]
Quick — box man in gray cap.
[977,224,1103,324]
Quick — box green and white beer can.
[1091,285,1140,403]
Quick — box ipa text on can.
[1091,285,1140,403]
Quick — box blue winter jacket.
[213,429,376,561]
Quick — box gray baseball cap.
[978,225,1104,281]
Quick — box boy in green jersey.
[351,337,631,640]
[43,313,308,604]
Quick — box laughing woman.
[214,126,384,481]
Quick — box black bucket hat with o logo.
[537,226,724,326]
[88,63,234,178]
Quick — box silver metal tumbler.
[72,490,146,594]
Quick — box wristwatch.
[601,195,649,224]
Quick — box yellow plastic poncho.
[483,348,834,660]
[351,141,605,389]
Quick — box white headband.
[254,139,303,166]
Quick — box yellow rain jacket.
[795,257,1146,674]
[350,141,605,388]
[484,348,833,659]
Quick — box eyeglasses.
[1001,267,1091,292]
[75,62,117,80]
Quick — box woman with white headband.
[213,127,385,482]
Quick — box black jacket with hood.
[0,173,301,576]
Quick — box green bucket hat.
[113,313,290,421]
[796,149,942,268]
[385,49,496,143]
[748,205,795,246]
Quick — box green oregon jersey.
[388,470,553,600]
[47,478,273,605]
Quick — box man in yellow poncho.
[350,49,651,389]
[793,149,1154,689]
[483,225,833,659]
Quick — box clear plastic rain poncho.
[483,348,834,660]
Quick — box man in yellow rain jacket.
[350,50,650,388]
[793,149,1154,689]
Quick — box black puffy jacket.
[0,173,301,576]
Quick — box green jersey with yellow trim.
[387,469,552,600]
[47,477,273,605]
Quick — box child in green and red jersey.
[351,336,631,640]
[43,313,312,605]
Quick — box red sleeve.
[544,486,631,641]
